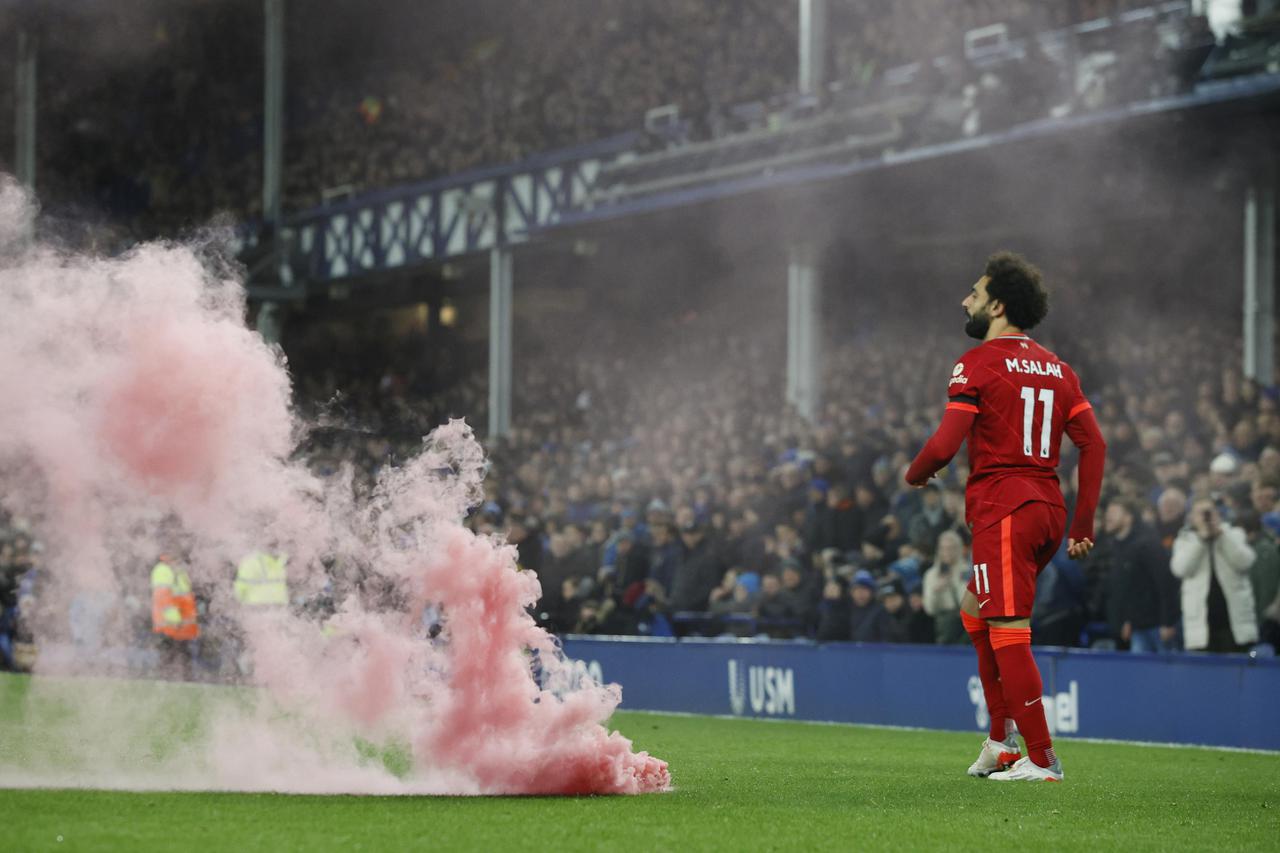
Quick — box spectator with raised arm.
[922,530,970,645]
[1171,497,1259,653]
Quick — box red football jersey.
[945,333,1092,533]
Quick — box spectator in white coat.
[921,530,969,645]
[1170,498,1259,653]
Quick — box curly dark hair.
[984,251,1049,331]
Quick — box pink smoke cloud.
[0,176,669,796]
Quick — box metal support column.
[787,243,823,420]
[15,28,37,189]
[798,0,828,96]
[489,248,514,438]
[263,0,285,227]
[1244,183,1276,387]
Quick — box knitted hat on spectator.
[1263,512,1280,539]
[852,569,876,590]
[735,571,761,596]
[1210,453,1239,475]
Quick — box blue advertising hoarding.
[559,637,1280,751]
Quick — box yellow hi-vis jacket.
[151,561,199,640]
[234,552,289,606]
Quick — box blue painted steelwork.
[560,635,1280,751]
[273,132,639,282]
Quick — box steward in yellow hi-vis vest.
[234,552,289,607]
[151,559,199,640]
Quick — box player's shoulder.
[951,340,1023,377]
[949,342,991,372]
[1026,339,1079,378]
[952,337,1079,382]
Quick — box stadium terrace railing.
[248,132,641,286]
[560,635,1280,752]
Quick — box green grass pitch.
[1,673,1277,852]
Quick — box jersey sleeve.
[1063,366,1092,423]
[945,355,981,413]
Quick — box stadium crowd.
[0,0,1265,673]
[4,301,1280,672]
[463,317,1280,656]
[3,0,1211,238]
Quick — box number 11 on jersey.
[973,562,990,594]
[1019,386,1054,458]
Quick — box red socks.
[990,626,1056,768]
[962,612,1012,743]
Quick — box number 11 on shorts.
[973,562,990,594]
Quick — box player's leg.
[961,524,1018,777]
[987,502,1066,782]
[962,601,1021,776]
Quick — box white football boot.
[988,755,1064,782]
[966,737,1022,778]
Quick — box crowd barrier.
[559,636,1280,751]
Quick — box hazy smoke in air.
[0,176,669,796]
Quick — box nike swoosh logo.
[1025,698,1041,706]
[978,599,990,609]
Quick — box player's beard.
[964,306,990,340]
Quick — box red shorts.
[966,500,1066,619]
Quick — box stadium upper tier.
[238,6,1280,288]
[9,0,1271,244]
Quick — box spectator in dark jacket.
[848,570,905,643]
[1098,498,1180,652]
[669,521,725,612]
[879,579,913,639]
[1246,511,1280,634]
[816,577,851,641]
[853,483,888,545]
[820,482,861,552]
[647,522,681,593]
[509,514,544,576]
[801,479,831,554]
[906,482,949,560]
[573,597,638,635]
[612,531,652,591]
[1257,513,1280,647]
[779,560,818,631]
[905,585,936,644]
[756,573,801,638]
[860,514,906,574]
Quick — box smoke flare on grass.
[0,176,669,795]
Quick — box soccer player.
[905,252,1106,782]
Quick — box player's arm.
[904,397,977,487]
[1064,403,1106,559]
